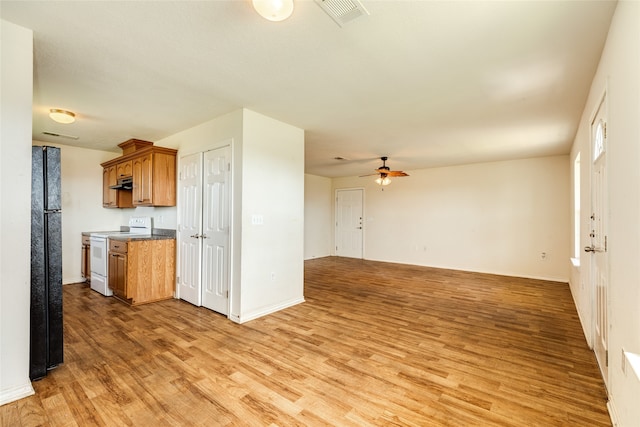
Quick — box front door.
[201,146,231,315]
[588,95,608,385]
[335,189,364,258]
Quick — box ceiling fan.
[361,157,409,186]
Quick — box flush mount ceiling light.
[252,0,294,21]
[49,109,76,124]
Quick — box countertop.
[108,234,174,242]
[82,229,176,240]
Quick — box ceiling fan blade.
[385,171,409,177]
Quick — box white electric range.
[89,216,152,296]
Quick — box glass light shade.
[252,0,294,21]
[375,176,391,186]
[49,109,76,124]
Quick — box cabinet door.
[117,253,128,298]
[116,160,133,178]
[81,243,90,280]
[102,166,118,207]
[108,252,117,291]
[133,154,152,205]
[81,244,86,279]
[86,246,91,281]
[109,252,127,298]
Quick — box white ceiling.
[1,0,616,177]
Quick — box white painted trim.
[63,276,86,285]
[363,256,570,283]
[607,399,619,427]
[570,283,593,348]
[234,297,305,324]
[0,382,34,406]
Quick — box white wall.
[304,174,332,260]
[32,141,125,284]
[240,109,305,322]
[332,156,570,281]
[0,19,35,405]
[570,2,640,425]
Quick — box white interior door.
[588,96,608,385]
[178,152,203,306]
[335,189,363,258]
[201,146,231,314]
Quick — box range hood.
[109,176,133,190]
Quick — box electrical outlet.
[270,272,276,282]
[540,252,547,260]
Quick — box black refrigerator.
[30,146,63,380]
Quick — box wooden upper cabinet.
[132,151,176,206]
[101,139,177,208]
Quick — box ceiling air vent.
[314,0,369,27]
[43,131,79,140]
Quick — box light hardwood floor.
[1,257,610,426]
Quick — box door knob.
[584,245,595,253]
[190,234,201,239]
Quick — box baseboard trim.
[607,399,619,426]
[357,256,569,283]
[0,382,35,406]
[235,297,305,324]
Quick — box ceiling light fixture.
[375,174,391,186]
[49,109,76,124]
[252,0,294,21]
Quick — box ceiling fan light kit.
[252,0,294,22]
[375,175,391,186]
[49,109,76,124]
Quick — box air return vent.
[43,131,79,140]
[314,0,369,27]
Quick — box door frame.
[176,140,235,318]
[334,187,365,259]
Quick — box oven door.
[90,236,107,277]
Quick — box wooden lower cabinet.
[108,238,175,306]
